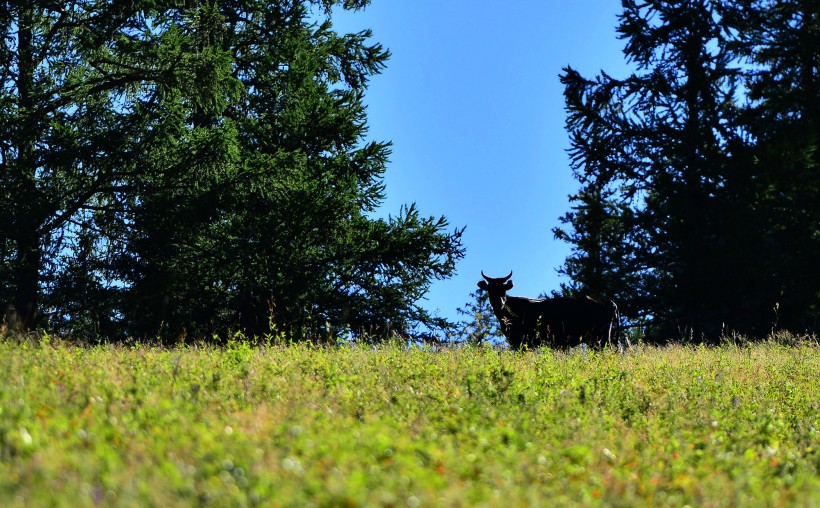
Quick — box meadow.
[1,335,819,507]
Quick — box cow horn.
[481,270,513,281]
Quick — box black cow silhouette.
[477,271,619,350]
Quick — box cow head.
[477,271,513,303]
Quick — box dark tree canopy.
[555,0,818,342]
[1,1,464,342]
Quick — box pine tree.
[729,0,820,333]
[455,288,505,346]
[555,0,789,341]
[2,1,465,341]
[0,2,234,332]
[106,1,465,341]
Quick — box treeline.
[1,1,464,342]
[555,0,818,341]
[3,1,816,345]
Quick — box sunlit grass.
[1,335,818,506]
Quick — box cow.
[477,271,620,350]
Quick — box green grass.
[1,336,819,506]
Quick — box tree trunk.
[11,4,41,331]
[13,234,41,330]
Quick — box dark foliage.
[555,0,818,342]
[1,1,464,342]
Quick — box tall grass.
[1,335,818,506]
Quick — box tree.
[728,0,820,333]
[113,1,464,342]
[1,2,235,332]
[555,0,818,341]
[2,1,464,341]
[454,288,505,346]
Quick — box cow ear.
[477,280,488,290]
[504,280,514,290]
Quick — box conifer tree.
[728,0,819,333]
[2,1,465,341]
[1,2,234,331]
[110,1,464,342]
[555,0,819,340]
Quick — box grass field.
[1,335,819,506]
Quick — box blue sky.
[333,1,632,323]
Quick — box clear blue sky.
[333,1,632,324]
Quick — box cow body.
[478,272,618,350]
